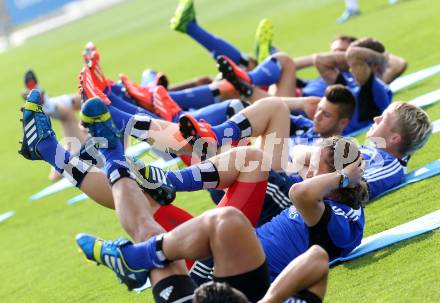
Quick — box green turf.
[0,0,439,302]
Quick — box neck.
[380,146,404,160]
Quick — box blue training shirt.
[256,200,365,281]
[299,73,392,135]
[360,145,406,200]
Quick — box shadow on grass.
[333,232,435,270]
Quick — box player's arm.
[289,157,363,226]
[288,145,315,178]
[313,51,348,85]
[294,55,315,70]
[280,96,320,118]
[381,53,407,84]
[346,46,387,85]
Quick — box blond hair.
[391,102,432,156]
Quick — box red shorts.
[217,179,268,227]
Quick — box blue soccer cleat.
[19,89,55,160]
[130,159,177,205]
[76,233,149,291]
[80,97,120,149]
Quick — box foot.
[141,69,170,90]
[179,114,218,160]
[170,0,196,33]
[76,233,148,291]
[152,86,182,122]
[79,66,111,105]
[255,18,273,64]
[129,159,177,205]
[82,42,110,91]
[19,90,55,160]
[80,97,120,149]
[336,9,360,24]
[217,55,253,97]
[119,74,154,111]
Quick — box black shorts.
[214,261,270,302]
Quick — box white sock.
[345,0,359,12]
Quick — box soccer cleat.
[336,9,360,24]
[24,69,39,91]
[179,114,218,160]
[152,85,182,122]
[141,69,170,90]
[82,42,110,91]
[217,55,253,97]
[255,18,273,64]
[129,159,177,205]
[80,97,120,149]
[79,66,111,105]
[19,90,55,160]
[76,233,149,291]
[119,74,154,111]
[170,0,196,33]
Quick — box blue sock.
[110,83,135,103]
[120,236,167,270]
[108,105,133,131]
[36,135,70,173]
[99,140,128,180]
[186,21,247,66]
[248,56,282,86]
[105,88,160,119]
[166,161,218,191]
[188,100,229,125]
[169,84,217,110]
[210,113,252,144]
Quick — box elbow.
[289,183,310,207]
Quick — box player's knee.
[214,207,248,232]
[272,52,295,70]
[309,245,329,267]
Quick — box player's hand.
[343,155,364,187]
[303,96,320,119]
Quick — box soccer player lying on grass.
[21,69,87,181]
[179,84,432,202]
[75,96,365,300]
[215,37,393,134]
[169,0,407,90]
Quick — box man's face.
[366,107,399,143]
[330,39,351,52]
[313,98,343,137]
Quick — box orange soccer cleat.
[152,86,182,122]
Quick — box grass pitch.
[0,0,439,302]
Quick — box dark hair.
[334,35,358,44]
[324,84,356,119]
[193,282,248,303]
[317,136,369,209]
[351,37,385,53]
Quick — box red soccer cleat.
[78,66,111,105]
[152,86,182,122]
[179,114,218,160]
[217,55,253,97]
[82,42,110,92]
[119,74,155,112]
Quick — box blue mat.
[389,64,440,93]
[0,211,16,223]
[371,159,440,201]
[330,209,440,265]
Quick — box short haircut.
[351,37,386,53]
[334,35,358,44]
[390,102,432,156]
[193,282,248,303]
[324,84,356,119]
